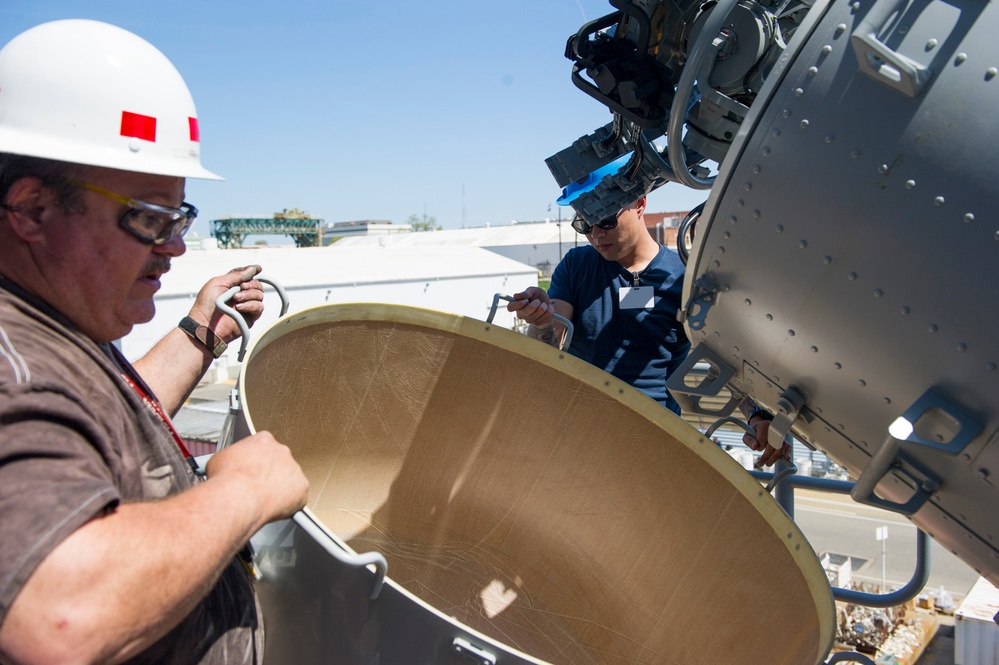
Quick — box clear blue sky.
[0,1,711,234]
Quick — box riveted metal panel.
[684,0,999,583]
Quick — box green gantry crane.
[210,209,324,248]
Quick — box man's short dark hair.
[0,153,85,215]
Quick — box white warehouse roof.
[158,241,538,295]
[121,241,540,368]
[333,222,585,251]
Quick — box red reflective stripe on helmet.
[188,117,200,142]
[120,111,156,142]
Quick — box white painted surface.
[121,243,538,380]
[956,577,999,665]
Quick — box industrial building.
[121,237,539,380]
[333,212,685,278]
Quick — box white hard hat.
[0,19,222,180]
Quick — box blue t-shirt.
[548,245,690,414]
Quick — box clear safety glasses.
[75,181,198,245]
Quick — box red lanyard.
[118,360,252,574]
[120,371,201,476]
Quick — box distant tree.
[407,213,441,232]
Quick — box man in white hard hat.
[0,20,308,665]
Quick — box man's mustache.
[142,257,171,276]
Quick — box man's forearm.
[527,323,558,347]
[0,477,262,665]
[133,327,215,417]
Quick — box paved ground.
[917,618,954,665]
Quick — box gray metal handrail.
[747,470,932,608]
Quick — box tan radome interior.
[241,303,835,664]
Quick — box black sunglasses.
[571,212,619,235]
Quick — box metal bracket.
[851,432,942,516]
[767,384,807,451]
[896,387,983,454]
[678,273,719,331]
[851,387,979,515]
[664,343,740,416]
[851,0,932,98]
[216,387,241,451]
[452,637,497,665]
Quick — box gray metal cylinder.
[682,0,999,584]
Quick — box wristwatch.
[748,405,774,423]
[178,316,228,358]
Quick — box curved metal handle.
[666,0,739,189]
[215,276,290,362]
[766,459,798,494]
[676,202,705,266]
[487,293,574,351]
[292,510,387,600]
[704,415,757,440]
[851,0,932,97]
[705,416,797,492]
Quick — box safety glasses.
[75,181,198,245]
[571,211,620,235]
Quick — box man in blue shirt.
[508,195,690,414]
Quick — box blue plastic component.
[556,152,633,206]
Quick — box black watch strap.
[178,316,227,358]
